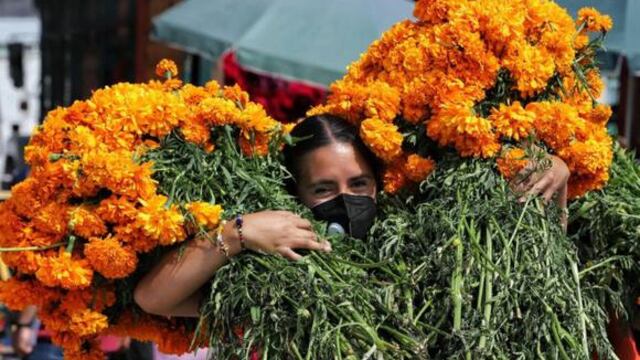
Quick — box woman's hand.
[239,210,331,261]
[514,154,569,206]
[512,154,569,228]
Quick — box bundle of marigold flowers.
[310,0,613,198]
[0,60,286,359]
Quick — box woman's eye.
[314,187,330,195]
[352,180,368,188]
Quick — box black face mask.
[311,194,377,239]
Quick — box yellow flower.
[186,202,223,230]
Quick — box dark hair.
[282,114,381,194]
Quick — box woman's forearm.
[134,221,241,317]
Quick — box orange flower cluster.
[310,0,613,197]
[0,60,283,357]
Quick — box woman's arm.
[134,210,331,317]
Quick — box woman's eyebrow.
[349,174,374,182]
[308,180,335,188]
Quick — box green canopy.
[234,0,413,86]
[152,0,412,86]
[151,0,271,60]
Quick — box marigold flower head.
[84,237,138,279]
[404,154,436,183]
[155,59,178,78]
[577,7,613,33]
[496,148,528,180]
[70,206,107,239]
[488,102,535,141]
[383,163,409,194]
[135,195,186,246]
[68,308,109,337]
[36,249,93,289]
[359,118,403,162]
[186,202,223,230]
[0,278,60,311]
[96,196,138,225]
[239,130,271,157]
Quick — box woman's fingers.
[294,236,332,252]
[292,217,313,230]
[519,175,552,202]
[280,248,302,261]
[541,183,557,203]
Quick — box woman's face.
[295,142,377,208]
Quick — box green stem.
[571,261,590,357]
[0,242,66,253]
[478,229,494,350]
[452,236,464,332]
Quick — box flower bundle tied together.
[0,60,285,359]
[310,0,613,198]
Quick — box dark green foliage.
[136,128,617,359]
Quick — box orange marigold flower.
[70,206,107,239]
[359,118,403,162]
[0,278,60,311]
[404,154,436,183]
[186,202,223,230]
[577,7,613,33]
[488,102,535,141]
[204,80,221,96]
[414,0,460,24]
[97,196,138,225]
[503,41,556,97]
[427,102,501,158]
[0,204,26,247]
[383,163,409,194]
[238,130,271,157]
[526,101,586,150]
[197,97,243,127]
[36,249,93,289]
[84,237,138,279]
[135,195,186,246]
[49,331,83,353]
[496,148,528,180]
[68,308,109,337]
[241,103,279,133]
[223,84,250,107]
[2,249,42,275]
[584,104,612,126]
[7,178,47,218]
[155,59,178,78]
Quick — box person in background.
[11,306,62,360]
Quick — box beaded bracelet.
[216,220,229,257]
[235,214,245,250]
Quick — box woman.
[134,114,569,317]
